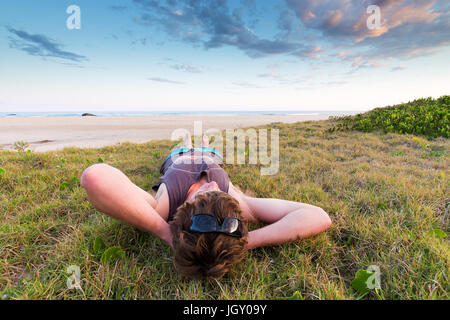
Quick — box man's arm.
[228,183,331,249]
[81,164,173,248]
[137,185,158,209]
[245,204,331,249]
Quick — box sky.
[0,0,449,112]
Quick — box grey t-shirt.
[152,149,230,222]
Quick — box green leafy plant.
[330,95,449,139]
[0,167,5,177]
[92,237,125,264]
[351,269,374,295]
[351,268,383,299]
[13,140,30,152]
[93,237,106,255]
[100,246,125,264]
[428,229,447,240]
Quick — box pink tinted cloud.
[287,0,443,42]
[354,0,442,42]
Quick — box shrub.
[330,95,449,139]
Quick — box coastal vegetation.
[0,97,448,300]
[329,95,449,139]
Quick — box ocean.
[0,110,358,118]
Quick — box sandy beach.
[0,115,331,152]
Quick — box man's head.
[169,191,248,279]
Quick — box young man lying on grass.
[81,133,331,279]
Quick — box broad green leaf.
[0,168,5,176]
[100,246,125,264]
[98,157,104,163]
[351,269,374,295]
[93,237,106,255]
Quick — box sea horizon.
[0,110,360,118]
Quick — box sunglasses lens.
[222,218,239,234]
[190,214,242,238]
[191,214,217,232]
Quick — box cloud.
[232,81,266,89]
[391,65,407,72]
[132,0,302,57]
[7,27,88,63]
[291,45,324,58]
[352,0,442,42]
[256,71,303,85]
[130,0,449,67]
[131,37,148,46]
[322,80,347,86]
[285,0,450,61]
[109,5,128,12]
[148,77,185,84]
[286,0,445,40]
[171,64,203,73]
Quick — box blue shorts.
[164,147,223,162]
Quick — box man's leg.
[80,164,172,246]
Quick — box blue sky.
[0,0,449,112]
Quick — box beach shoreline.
[0,115,332,152]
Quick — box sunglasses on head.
[189,214,243,238]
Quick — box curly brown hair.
[169,191,248,280]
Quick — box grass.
[0,118,448,300]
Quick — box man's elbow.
[316,207,332,232]
[293,207,332,241]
